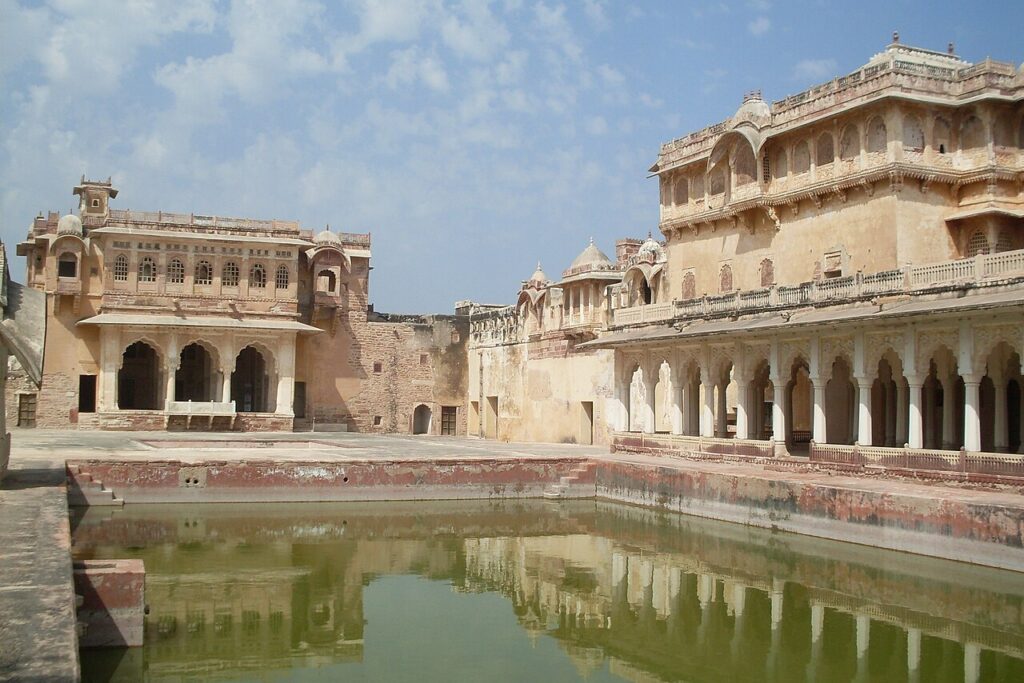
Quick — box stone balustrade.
[612,247,1024,327]
[809,441,1024,479]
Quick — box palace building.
[467,39,1024,461]
[10,177,468,433]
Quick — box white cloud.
[441,0,510,61]
[585,116,608,135]
[793,58,838,80]
[582,0,610,30]
[597,64,625,86]
[533,2,582,62]
[385,46,450,92]
[747,17,770,36]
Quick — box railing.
[809,442,1024,478]
[612,432,775,459]
[611,247,1024,327]
[165,400,236,416]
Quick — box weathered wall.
[595,460,1024,572]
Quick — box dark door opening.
[78,375,97,413]
[231,346,269,413]
[294,382,306,419]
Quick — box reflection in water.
[72,499,1024,682]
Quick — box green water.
[71,499,1024,682]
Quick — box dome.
[733,92,771,126]
[315,228,341,247]
[637,234,662,259]
[56,214,83,237]
[569,239,613,271]
[528,262,548,285]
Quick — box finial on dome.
[947,42,955,55]
[536,260,542,270]
[589,236,594,245]
[892,31,899,44]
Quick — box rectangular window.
[17,394,37,427]
[78,375,97,413]
[57,258,77,278]
[373,362,382,374]
[441,406,457,435]
[373,415,382,426]
[420,354,428,366]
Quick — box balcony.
[612,248,1024,328]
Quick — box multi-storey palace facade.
[466,40,1024,461]
[11,178,468,433]
[591,40,1024,459]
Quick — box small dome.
[56,214,83,237]
[637,234,662,259]
[315,228,341,246]
[528,262,548,285]
[569,239,613,271]
[734,92,770,126]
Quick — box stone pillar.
[221,368,233,405]
[99,332,119,411]
[993,373,1008,451]
[811,379,827,444]
[735,380,749,439]
[963,376,982,452]
[618,368,631,432]
[907,378,924,449]
[716,381,728,437]
[772,381,786,454]
[164,362,176,409]
[856,378,872,446]
[810,603,824,645]
[770,578,784,631]
[855,613,870,660]
[941,376,956,448]
[700,374,715,438]
[275,337,296,416]
[670,373,683,436]
[896,381,908,445]
[643,365,656,434]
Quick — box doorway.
[579,401,594,445]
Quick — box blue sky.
[1,1,1021,312]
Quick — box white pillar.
[275,337,296,416]
[643,366,656,434]
[164,362,176,409]
[221,367,232,405]
[618,368,631,431]
[855,613,870,660]
[772,381,786,453]
[906,627,921,675]
[735,380,749,439]
[964,377,982,451]
[811,379,827,444]
[856,378,872,445]
[670,374,683,436]
[964,642,981,683]
[99,332,119,411]
[896,381,908,445]
[994,374,1008,450]
[680,379,692,435]
[810,603,824,644]
[697,573,713,610]
[701,377,715,438]
[908,379,924,449]
[770,578,784,631]
[731,582,746,618]
[940,376,955,448]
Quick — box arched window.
[934,117,951,154]
[709,168,726,195]
[138,256,156,283]
[993,112,1015,149]
[995,230,1014,254]
[773,148,788,178]
[961,116,984,151]
[902,114,924,151]
[195,261,212,285]
[57,253,77,278]
[223,262,240,287]
[839,125,859,161]
[316,269,337,294]
[733,144,756,185]
[113,254,128,282]
[966,230,990,257]
[719,264,733,293]
[250,263,266,288]
[168,259,184,284]
[660,179,671,207]
[681,271,696,300]
[759,258,774,287]
[673,176,688,205]
[815,132,834,166]
[866,117,887,154]
[275,265,289,290]
[691,174,704,199]
[792,141,810,174]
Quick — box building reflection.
[72,501,1024,682]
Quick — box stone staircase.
[542,460,597,500]
[67,465,123,507]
